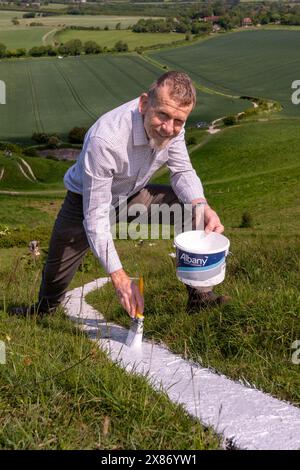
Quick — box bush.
[22,147,38,157]
[0,225,51,248]
[114,40,128,52]
[84,40,102,55]
[68,127,87,144]
[239,212,254,228]
[0,142,22,153]
[223,115,237,126]
[187,136,197,145]
[0,43,6,58]
[47,135,61,149]
[23,12,36,19]
[32,132,50,144]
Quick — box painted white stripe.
[63,278,300,450]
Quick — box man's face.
[139,85,193,151]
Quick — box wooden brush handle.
[136,276,144,317]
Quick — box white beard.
[149,137,169,152]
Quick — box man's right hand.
[111,269,144,318]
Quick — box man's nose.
[162,120,174,135]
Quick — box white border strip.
[63,278,300,450]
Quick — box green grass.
[0,27,53,50]
[0,247,220,450]
[149,29,300,117]
[0,54,247,144]
[56,29,185,51]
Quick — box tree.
[84,41,102,55]
[23,12,36,19]
[115,22,121,30]
[15,48,26,57]
[68,127,88,144]
[114,41,128,52]
[63,39,83,56]
[0,43,6,58]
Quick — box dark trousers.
[38,185,186,310]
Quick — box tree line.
[0,39,129,59]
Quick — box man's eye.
[158,112,166,119]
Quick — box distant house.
[242,17,253,27]
[72,0,87,3]
[203,16,220,23]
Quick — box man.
[11,71,229,317]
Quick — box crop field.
[150,29,300,117]
[55,29,186,51]
[0,54,247,143]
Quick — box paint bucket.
[174,230,230,287]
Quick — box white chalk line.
[63,278,300,450]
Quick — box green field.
[0,11,152,30]
[0,27,54,50]
[150,29,300,117]
[55,29,185,51]
[0,54,247,143]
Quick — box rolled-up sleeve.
[167,129,205,203]
[82,137,122,274]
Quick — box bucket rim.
[174,230,230,255]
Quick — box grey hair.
[147,71,196,108]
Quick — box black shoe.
[8,303,57,317]
[186,286,231,313]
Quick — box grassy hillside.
[150,29,300,117]
[0,250,219,449]
[0,54,247,144]
[0,152,72,191]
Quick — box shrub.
[22,147,38,157]
[239,212,254,228]
[187,136,197,145]
[68,127,87,144]
[114,40,128,52]
[0,43,6,58]
[0,142,22,153]
[32,132,50,144]
[223,115,237,126]
[84,41,102,55]
[47,135,61,149]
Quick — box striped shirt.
[64,98,204,273]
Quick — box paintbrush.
[125,277,144,348]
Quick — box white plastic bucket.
[174,230,230,287]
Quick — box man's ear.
[139,93,149,115]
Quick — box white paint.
[63,278,300,450]
[17,163,34,182]
[0,167,4,181]
[19,157,37,181]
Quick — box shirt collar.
[132,107,149,147]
